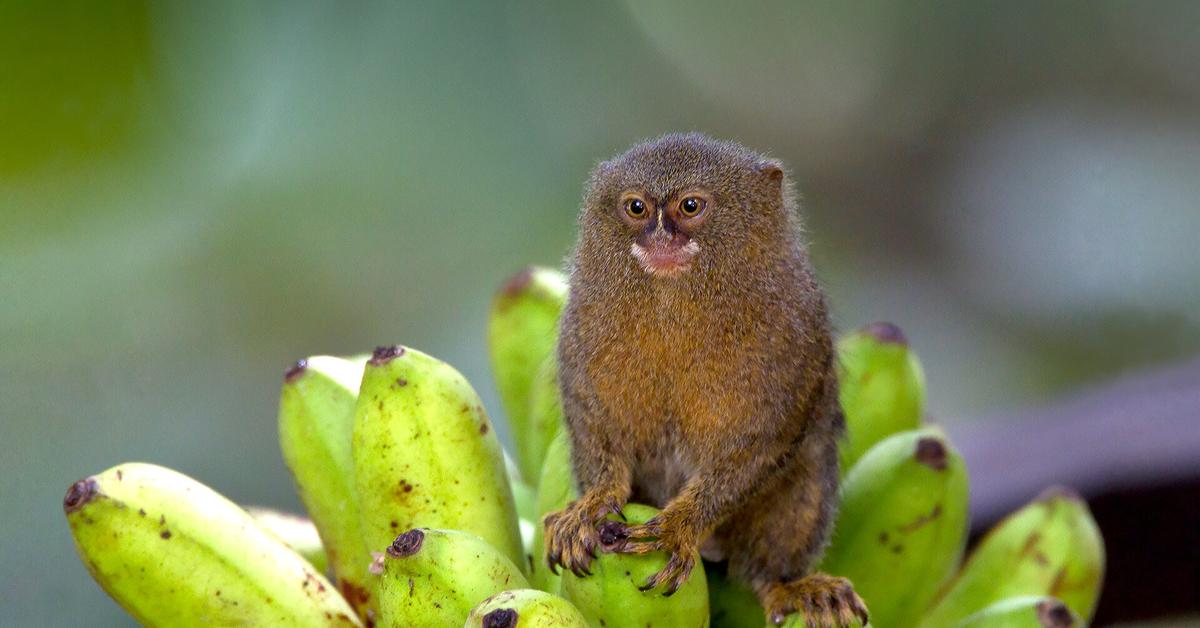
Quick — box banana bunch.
[63,267,1109,628]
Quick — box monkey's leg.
[728,433,867,627]
[607,417,807,596]
[543,390,632,577]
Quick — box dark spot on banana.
[395,378,407,387]
[500,267,536,299]
[160,530,171,540]
[63,478,99,514]
[914,437,947,470]
[338,580,370,606]
[387,529,425,558]
[479,422,489,434]
[482,608,518,628]
[1036,598,1075,627]
[863,321,907,345]
[284,359,308,382]
[369,345,405,366]
[897,504,943,533]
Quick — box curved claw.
[638,551,695,596]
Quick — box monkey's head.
[577,133,796,280]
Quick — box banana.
[246,506,329,575]
[919,487,1105,627]
[529,430,577,593]
[64,463,361,627]
[370,528,529,627]
[512,479,537,524]
[956,596,1081,628]
[836,322,926,472]
[278,355,374,614]
[488,266,569,481]
[706,565,764,628]
[819,428,969,628]
[523,355,567,490]
[464,589,589,627]
[519,518,536,558]
[560,503,709,628]
[353,345,524,569]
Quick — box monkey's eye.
[679,196,706,217]
[625,198,648,219]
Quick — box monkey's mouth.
[630,240,700,276]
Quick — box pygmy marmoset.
[544,133,869,626]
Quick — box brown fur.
[542,133,866,625]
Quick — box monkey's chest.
[587,321,747,467]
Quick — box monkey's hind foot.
[761,572,868,627]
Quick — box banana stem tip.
[63,478,99,514]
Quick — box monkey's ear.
[757,159,785,189]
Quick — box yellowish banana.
[836,322,926,473]
[278,355,374,615]
[487,266,568,481]
[371,528,529,627]
[64,462,360,627]
[353,345,524,569]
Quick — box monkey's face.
[580,133,792,281]
[619,190,711,277]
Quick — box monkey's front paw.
[543,495,623,578]
[605,515,698,597]
[763,572,869,627]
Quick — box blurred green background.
[3,1,1199,625]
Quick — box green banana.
[530,430,577,593]
[370,528,530,627]
[706,564,764,628]
[353,345,524,569]
[64,463,361,627]
[919,487,1105,627]
[246,506,329,575]
[464,589,589,628]
[523,355,567,490]
[560,503,709,628]
[512,479,537,524]
[819,428,969,628]
[956,596,1081,628]
[488,266,568,481]
[505,448,525,485]
[278,355,374,614]
[836,322,926,472]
